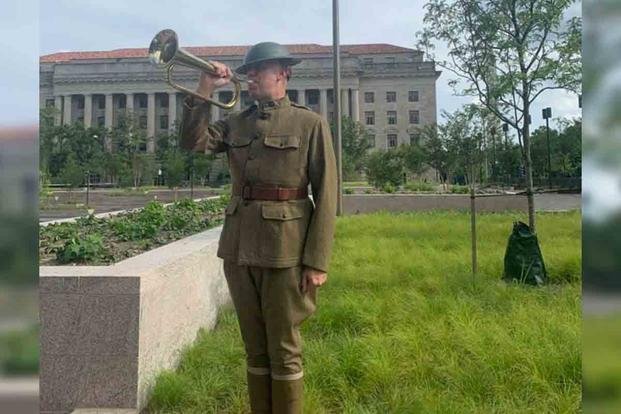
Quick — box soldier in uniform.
[179,42,337,413]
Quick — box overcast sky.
[3,0,581,131]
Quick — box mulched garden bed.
[39,197,227,266]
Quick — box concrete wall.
[39,225,231,414]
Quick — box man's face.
[245,60,289,100]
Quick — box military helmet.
[235,42,301,74]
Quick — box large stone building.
[40,43,440,154]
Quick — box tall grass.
[145,210,581,413]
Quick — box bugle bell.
[148,29,244,109]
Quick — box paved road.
[39,190,580,223]
[533,193,581,211]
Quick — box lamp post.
[158,168,162,186]
[542,107,552,189]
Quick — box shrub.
[365,149,405,189]
[450,185,470,194]
[404,181,435,192]
[56,234,107,263]
[381,183,396,193]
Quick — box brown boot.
[271,376,303,414]
[247,371,272,413]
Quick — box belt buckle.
[242,186,251,200]
[277,187,286,201]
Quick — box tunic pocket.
[261,135,303,182]
[260,202,309,263]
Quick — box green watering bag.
[502,221,548,286]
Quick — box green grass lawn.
[144,209,581,414]
[583,313,621,414]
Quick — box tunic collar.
[256,94,291,111]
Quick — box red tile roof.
[40,43,417,63]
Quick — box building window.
[77,96,84,110]
[139,116,147,129]
[98,96,105,110]
[363,57,373,65]
[409,133,420,145]
[386,57,396,68]
[386,91,396,102]
[286,90,299,103]
[160,115,168,129]
[159,94,169,108]
[241,91,253,107]
[370,134,376,147]
[387,111,397,125]
[307,90,319,105]
[409,110,420,124]
[408,90,419,102]
[387,134,398,148]
[364,92,374,103]
[365,111,375,125]
[118,95,126,109]
[219,91,233,105]
[328,111,334,122]
[139,142,147,152]
[138,95,148,108]
[327,89,334,104]
[97,116,105,127]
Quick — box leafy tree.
[418,0,582,233]
[397,141,426,180]
[111,112,154,188]
[330,116,374,180]
[60,155,84,202]
[365,148,406,188]
[529,117,581,182]
[419,123,451,187]
[193,153,214,186]
[443,105,488,188]
[164,151,186,200]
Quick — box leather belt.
[240,185,308,201]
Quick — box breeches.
[223,260,318,380]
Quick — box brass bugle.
[148,29,247,109]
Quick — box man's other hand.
[300,266,327,294]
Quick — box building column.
[351,88,360,123]
[168,92,177,132]
[102,94,114,150]
[83,94,92,128]
[147,92,156,152]
[319,88,328,119]
[104,94,114,129]
[298,89,306,106]
[63,95,72,125]
[54,96,62,126]
[340,89,349,118]
[126,93,134,116]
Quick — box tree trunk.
[522,105,536,234]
